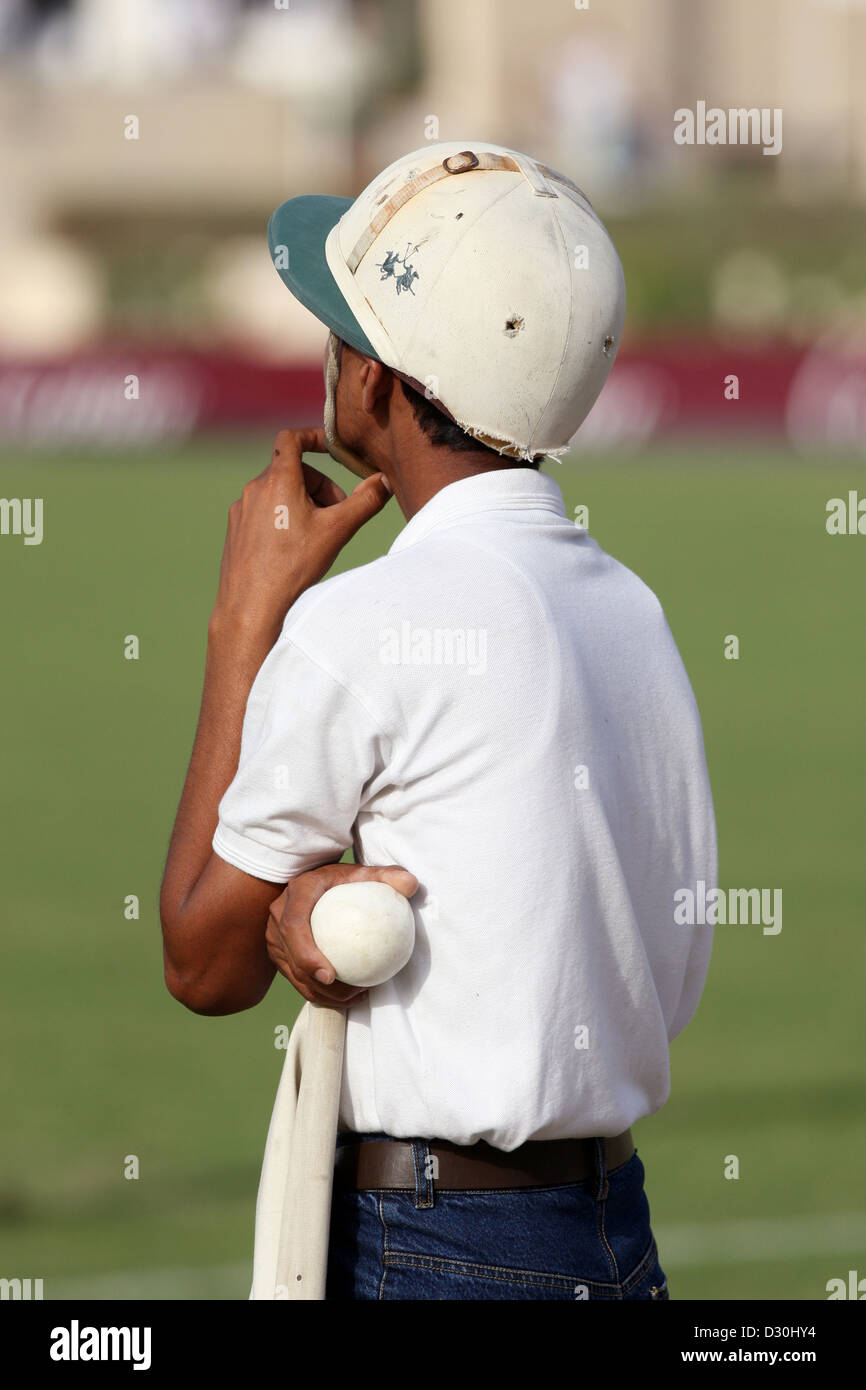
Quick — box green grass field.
[1,436,864,1300]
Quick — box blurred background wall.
[0,0,864,450]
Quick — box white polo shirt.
[213,467,716,1150]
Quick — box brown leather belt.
[333,1130,634,1192]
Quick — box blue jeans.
[326,1132,670,1300]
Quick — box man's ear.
[359,358,393,414]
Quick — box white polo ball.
[310,881,415,988]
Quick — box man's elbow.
[164,966,227,1015]
[163,957,271,1016]
[160,887,278,1015]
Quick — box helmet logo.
[376,243,421,295]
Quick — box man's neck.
[392,450,534,521]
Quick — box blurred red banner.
[0,340,863,453]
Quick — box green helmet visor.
[267,195,379,360]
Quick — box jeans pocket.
[621,1238,670,1300]
[382,1251,608,1300]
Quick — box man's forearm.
[162,619,271,904]
[159,618,281,1008]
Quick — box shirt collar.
[388,467,567,555]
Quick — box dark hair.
[332,335,541,468]
[399,379,541,468]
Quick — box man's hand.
[267,862,419,1006]
[211,427,392,646]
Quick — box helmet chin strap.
[323,331,379,480]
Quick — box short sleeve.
[212,634,390,883]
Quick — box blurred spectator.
[541,31,638,199]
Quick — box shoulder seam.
[281,631,403,752]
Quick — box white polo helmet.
[268,140,626,470]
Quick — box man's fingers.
[302,463,346,508]
[242,428,328,493]
[310,980,367,1005]
[271,426,328,459]
[273,861,418,989]
[277,958,366,1007]
[296,963,367,1004]
[297,861,419,904]
[327,473,392,544]
[292,863,418,983]
[278,900,342,985]
[373,865,420,898]
[266,920,366,1004]
[269,427,329,497]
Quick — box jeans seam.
[381,1232,659,1294]
[596,1196,620,1287]
[383,1250,611,1292]
[622,1237,662,1294]
[377,1195,389,1301]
